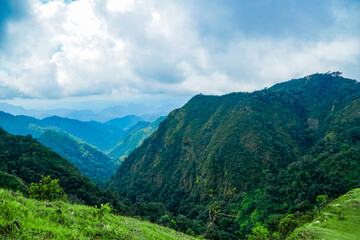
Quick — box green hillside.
[110,73,360,238]
[0,112,125,183]
[109,117,166,159]
[0,188,197,240]
[0,127,125,212]
[289,188,360,240]
[37,131,119,185]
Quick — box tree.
[316,194,328,213]
[29,175,67,201]
[203,188,236,238]
[247,223,269,240]
[278,214,299,239]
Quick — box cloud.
[0,0,359,101]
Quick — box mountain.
[108,117,166,159]
[41,116,125,151]
[35,109,100,122]
[0,101,175,122]
[0,103,102,121]
[0,188,196,240]
[110,73,360,238]
[0,112,124,183]
[37,131,119,185]
[0,127,125,211]
[0,102,28,115]
[99,104,151,119]
[0,112,125,151]
[0,111,43,137]
[289,188,360,239]
[106,115,144,130]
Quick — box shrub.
[246,223,269,240]
[29,175,67,201]
[94,203,111,221]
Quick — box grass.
[0,188,199,240]
[288,188,360,240]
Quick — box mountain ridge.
[110,73,360,238]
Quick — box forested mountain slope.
[37,131,119,185]
[109,117,166,159]
[110,73,360,238]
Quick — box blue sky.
[0,0,359,109]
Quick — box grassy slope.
[0,188,197,240]
[289,188,360,240]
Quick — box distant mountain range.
[0,102,175,122]
[0,111,165,184]
[0,112,125,151]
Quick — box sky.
[0,0,360,109]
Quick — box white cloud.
[0,0,359,101]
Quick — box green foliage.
[94,203,111,221]
[316,194,328,210]
[278,214,299,239]
[271,232,280,240]
[29,175,67,201]
[246,223,269,240]
[0,170,28,193]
